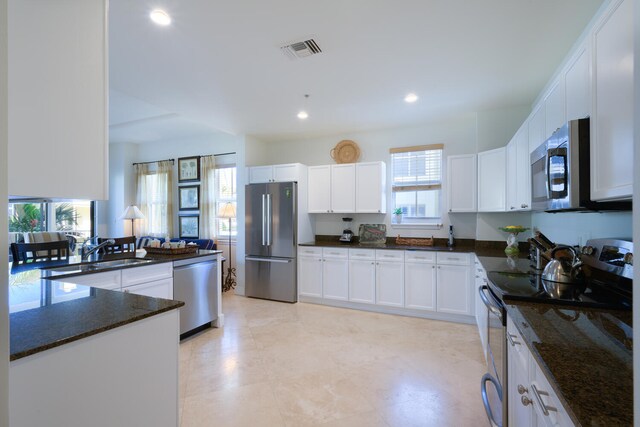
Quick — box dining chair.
[98,236,137,254]
[11,241,70,264]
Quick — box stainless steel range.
[478,238,633,427]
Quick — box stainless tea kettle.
[542,245,584,284]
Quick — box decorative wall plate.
[330,140,361,164]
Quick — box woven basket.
[143,246,198,255]
[330,140,361,164]
[395,235,434,246]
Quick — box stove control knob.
[623,253,633,266]
[582,246,595,255]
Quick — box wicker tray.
[143,246,198,255]
[330,140,361,164]
[395,235,434,246]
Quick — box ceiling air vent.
[280,38,322,60]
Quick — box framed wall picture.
[179,185,200,211]
[178,156,200,182]
[179,215,199,239]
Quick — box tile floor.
[179,293,489,427]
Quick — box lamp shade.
[119,205,145,220]
[218,202,236,219]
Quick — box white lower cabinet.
[322,249,349,301]
[376,260,404,307]
[436,264,471,315]
[507,315,574,427]
[58,270,121,290]
[436,252,472,315]
[299,247,474,320]
[298,247,323,297]
[123,277,173,299]
[52,262,174,296]
[348,249,376,304]
[404,251,436,311]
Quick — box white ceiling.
[109,0,604,143]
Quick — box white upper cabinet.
[356,162,386,213]
[591,0,633,201]
[308,162,386,213]
[477,147,506,212]
[8,0,108,200]
[330,164,356,212]
[447,154,477,213]
[507,123,531,211]
[544,79,566,139]
[565,45,591,121]
[248,163,305,183]
[528,104,546,153]
[308,166,332,213]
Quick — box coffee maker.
[339,218,354,242]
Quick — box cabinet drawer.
[436,252,470,265]
[298,247,323,257]
[507,316,528,372]
[404,251,436,263]
[349,248,375,260]
[123,277,173,299]
[60,270,121,290]
[121,262,173,287]
[322,248,349,259]
[376,250,404,262]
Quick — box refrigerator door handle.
[266,193,272,246]
[246,256,292,263]
[261,194,266,246]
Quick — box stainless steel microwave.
[530,118,631,212]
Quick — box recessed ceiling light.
[404,93,418,103]
[297,111,309,120]
[150,9,171,26]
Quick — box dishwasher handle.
[245,256,292,263]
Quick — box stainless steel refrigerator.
[245,182,297,302]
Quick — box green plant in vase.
[392,208,403,224]
[499,225,529,255]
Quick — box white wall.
[254,114,480,239]
[476,106,530,152]
[105,133,240,238]
[0,0,9,422]
[532,211,633,246]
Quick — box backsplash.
[531,211,632,246]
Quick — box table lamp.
[119,205,145,236]
[218,202,236,292]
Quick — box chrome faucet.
[81,238,115,261]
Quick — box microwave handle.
[545,150,551,199]
[547,149,568,199]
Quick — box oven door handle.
[481,373,503,427]
[479,285,503,321]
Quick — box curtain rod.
[132,158,175,166]
[131,152,236,166]
[203,151,236,158]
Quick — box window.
[215,166,237,237]
[390,144,443,220]
[8,200,95,253]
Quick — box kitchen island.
[8,249,221,427]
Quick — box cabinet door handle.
[521,395,533,407]
[517,384,528,395]
[507,333,521,347]
[531,384,557,416]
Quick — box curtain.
[134,163,150,236]
[200,155,216,239]
[134,161,173,237]
[157,160,174,237]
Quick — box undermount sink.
[41,258,153,275]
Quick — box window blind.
[390,144,443,192]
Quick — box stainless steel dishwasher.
[173,255,218,336]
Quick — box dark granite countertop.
[506,302,632,426]
[299,238,527,259]
[8,249,221,361]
